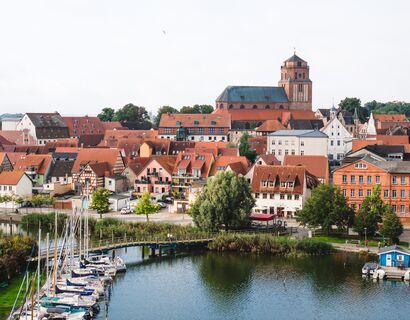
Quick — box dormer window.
[183,155,190,160]
[194,120,199,125]
[240,95,245,101]
[261,180,267,187]
[197,155,205,160]
[211,120,216,125]
[269,181,274,187]
[280,182,286,188]
[288,182,294,188]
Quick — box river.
[95,247,410,320]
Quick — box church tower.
[278,53,312,111]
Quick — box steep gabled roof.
[149,156,177,175]
[87,162,110,176]
[210,156,249,176]
[159,113,230,128]
[283,155,329,182]
[49,160,75,177]
[0,171,28,185]
[125,157,151,176]
[14,154,53,174]
[256,120,286,132]
[69,148,123,175]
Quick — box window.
[401,205,405,213]
[272,140,276,145]
[392,190,397,198]
[401,190,406,198]
[300,141,304,146]
[384,190,389,198]
[397,254,404,261]
[367,176,372,184]
[291,150,295,155]
[401,176,406,184]
[350,175,355,183]
[342,175,347,183]
[294,195,299,200]
[337,140,341,146]
[278,150,282,156]
[287,194,292,200]
[278,140,282,145]
[354,163,367,169]
[285,149,289,155]
[350,189,355,197]
[342,189,346,197]
[194,120,199,125]
[176,120,181,125]
[392,205,397,212]
[280,194,285,199]
[300,150,304,156]
[255,193,259,199]
[376,176,380,184]
[359,176,363,184]
[211,120,216,125]
[262,193,267,199]
[392,176,398,184]
[359,189,363,197]
[262,180,267,187]
[285,140,289,145]
[280,182,286,188]
[367,189,371,196]
[270,194,274,199]
[198,128,204,134]
[209,128,215,134]
[269,181,274,187]
[219,128,224,134]
[330,141,334,146]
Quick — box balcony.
[135,180,150,184]
[155,180,171,185]
[147,171,159,177]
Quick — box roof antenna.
[293,47,296,55]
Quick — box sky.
[0,0,409,116]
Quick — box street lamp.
[364,227,367,246]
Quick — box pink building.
[134,156,176,195]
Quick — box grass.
[313,234,408,248]
[0,275,25,320]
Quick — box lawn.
[0,275,25,320]
[313,234,379,247]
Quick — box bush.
[208,234,333,255]
[21,212,68,231]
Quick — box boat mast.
[46,232,49,296]
[37,223,41,305]
[53,212,58,295]
[79,208,82,260]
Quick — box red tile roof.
[101,121,123,131]
[173,152,214,178]
[88,162,110,176]
[150,156,177,175]
[14,154,53,175]
[351,139,382,152]
[374,114,407,122]
[0,171,27,185]
[126,157,151,176]
[5,152,26,167]
[251,165,318,194]
[210,156,249,176]
[256,120,286,132]
[248,136,267,155]
[0,130,36,145]
[376,135,409,145]
[258,154,280,165]
[213,108,316,122]
[283,155,329,182]
[62,116,105,136]
[159,113,230,128]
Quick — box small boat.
[362,262,379,276]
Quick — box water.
[97,248,410,320]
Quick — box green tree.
[353,185,387,236]
[379,211,403,244]
[90,188,111,217]
[113,103,150,122]
[296,184,354,234]
[238,132,257,162]
[339,97,368,122]
[97,107,115,121]
[191,171,255,232]
[134,192,160,221]
[154,106,179,127]
[179,104,214,114]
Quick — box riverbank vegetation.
[0,235,36,282]
[21,212,69,232]
[208,234,333,255]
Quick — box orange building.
[333,155,410,224]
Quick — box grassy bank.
[208,234,334,255]
[0,275,25,320]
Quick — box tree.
[296,184,354,234]
[90,188,111,217]
[113,103,150,122]
[339,97,368,122]
[154,106,179,127]
[179,104,214,114]
[134,192,160,221]
[353,186,387,237]
[190,171,255,232]
[97,107,115,122]
[238,132,257,162]
[379,211,403,244]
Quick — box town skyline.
[1,0,410,115]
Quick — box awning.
[250,213,274,221]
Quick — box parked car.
[157,202,167,209]
[162,197,174,204]
[120,208,132,215]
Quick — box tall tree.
[154,106,179,127]
[353,186,386,236]
[296,184,354,234]
[97,107,115,122]
[238,132,257,162]
[134,192,160,221]
[114,103,150,122]
[339,97,368,122]
[379,211,403,244]
[191,171,255,232]
[179,104,214,114]
[90,188,111,216]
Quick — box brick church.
[213,54,315,129]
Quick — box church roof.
[284,54,306,63]
[216,86,289,103]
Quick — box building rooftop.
[216,86,289,103]
[269,129,328,138]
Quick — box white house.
[267,130,328,163]
[0,171,32,197]
[17,112,70,145]
[320,116,353,161]
[1,114,23,131]
[250,165,319,218]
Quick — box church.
[215,54,313,112]
[213,54,316,131]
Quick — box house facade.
[320,116,353,161]
[250,165,319,218]
[158,114,230,142]
[0,171,32,197]
[267,130,328,163]
[333,155,410,223]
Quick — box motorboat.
[362,262,379,276]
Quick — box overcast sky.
[0,0,409,116]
